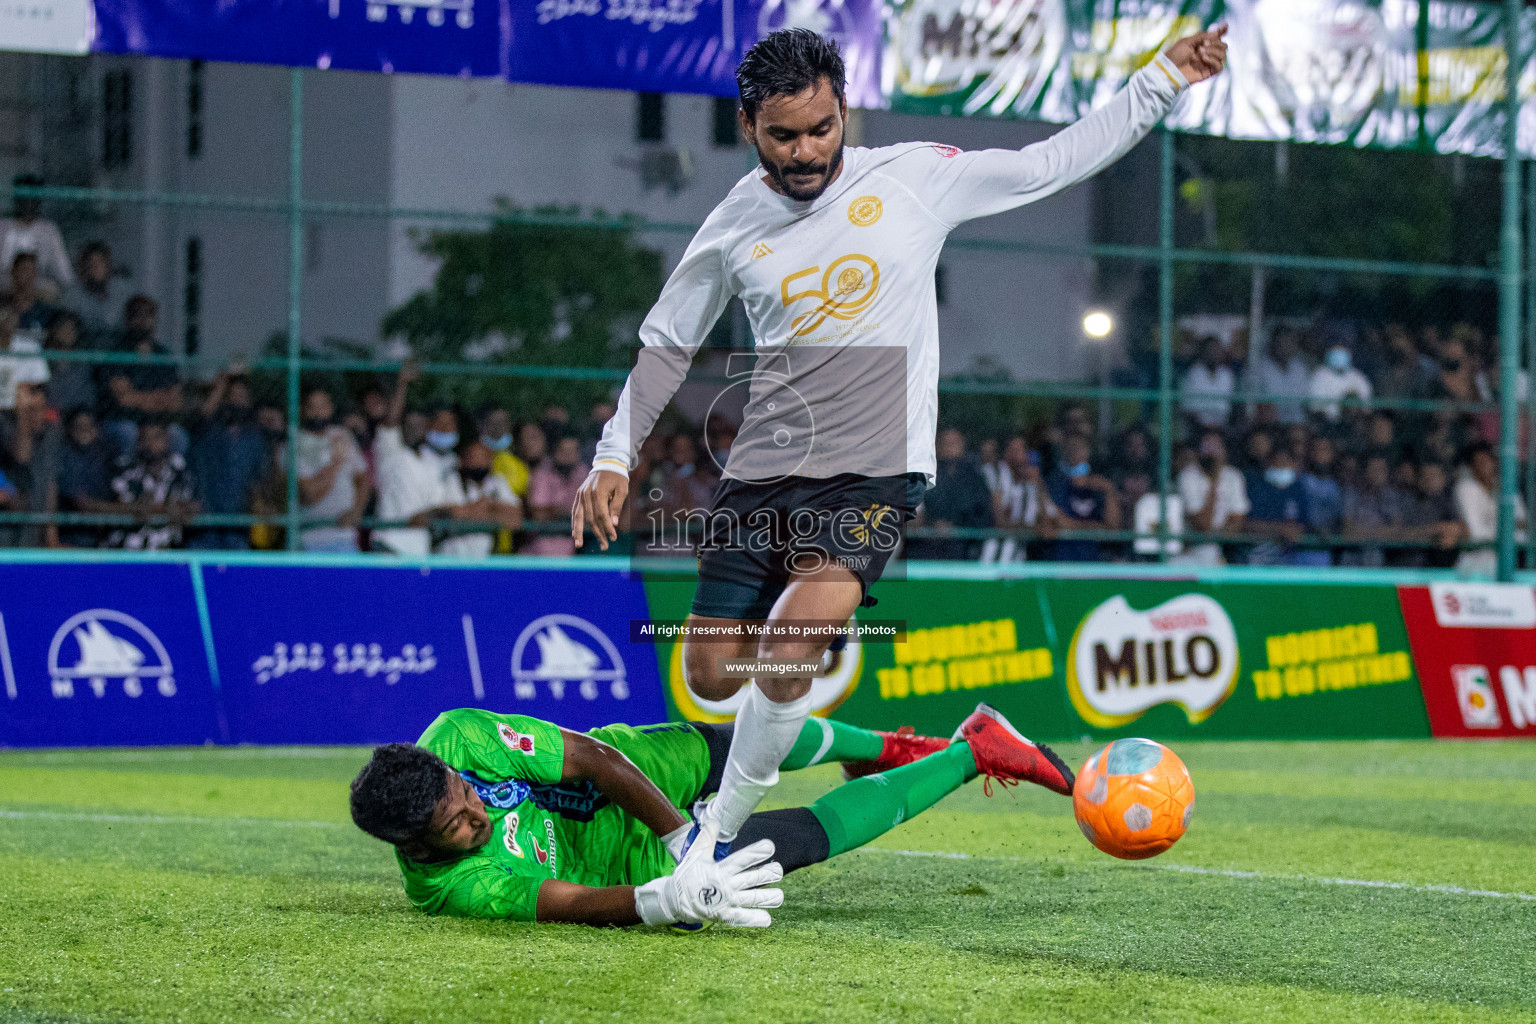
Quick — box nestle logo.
[1150,611,1209,632]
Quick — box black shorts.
[689,472,929,620]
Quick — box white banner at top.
[0,0,93,54]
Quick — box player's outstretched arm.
[579,206,736,549]
[536,880,645,926]
[535,824,784,927]
[912,26,1227,227]
[558,729,688,842]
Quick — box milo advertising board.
[1041,579,1429,740]
[642,570,1432,740]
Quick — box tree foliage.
[380,203,664,417]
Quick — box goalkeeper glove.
[634,820,784,928]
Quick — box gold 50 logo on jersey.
[780,254,880,339]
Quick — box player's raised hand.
[572,466,629,551]
[1165,24,1228,85]
[633,821,785,928]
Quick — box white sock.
[705,683,814,842]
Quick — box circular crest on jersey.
[847,195,883,226]
[669,620,863,722]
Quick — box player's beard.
[758,138,845,202]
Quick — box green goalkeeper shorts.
[587,721,714,810]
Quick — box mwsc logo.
[511,614,628,701]
[46,609,176,699]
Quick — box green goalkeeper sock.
[780,718,884,771]
[808,742,978,857]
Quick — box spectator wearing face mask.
[524,435,590,556]
[1176,430,1249,566]
[372,361,460,557]
[1308,342,1373,421]
[474,405,524,554]
[187,369,271,550]
[538,404,571,449]
[294,386,372,552]
[1245,448,1312,565]
[1046,433,1121,562]
[408,441,522,558]
[476,406,526,501]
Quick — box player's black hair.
[735,28,846,121]
[350,743,451,846]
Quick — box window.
[183,237,202,356]
[186,60,204,160]
[636,92,665,142]
[102,69,133,169]
[712,96,740,147]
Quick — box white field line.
[2,748,361,762]
[0,809,343,829]
[3,808,1532,903]
[863,847,1536,902]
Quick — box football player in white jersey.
[573,27,1228,861]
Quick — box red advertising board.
[1398,582,1536,738]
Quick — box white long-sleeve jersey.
[593,54,1189,486]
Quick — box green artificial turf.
[1,740,1533,1024]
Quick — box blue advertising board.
[89,0,883,103]
[0,563,224,746]
[93,0,511,77]
[508,0,882,103]
[202,563,666,744]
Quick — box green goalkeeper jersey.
[396,709,710,922]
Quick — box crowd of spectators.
[0,182,1527,570]
[912,317,1528,572]
[0,202,615,555]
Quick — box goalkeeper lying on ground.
[349,705,1075,928]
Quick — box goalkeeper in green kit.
[349,705,1075,928]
